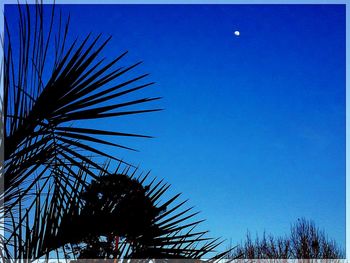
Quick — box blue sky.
[6,4,346,251]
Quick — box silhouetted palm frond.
[70,166,224,259]
[2,3,160,260]
[4,162,224,260]
[3,3,160,213]
[1,3,227,261]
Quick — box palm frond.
[4,162,225,260]
[3,3,160,213]
[1,4,229,262]
[42,163,224,259]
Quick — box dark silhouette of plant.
[227,218,344,259]
[2,3,160,215]
[50,167,224,259]
[1,3,225,261]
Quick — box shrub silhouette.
[228,218,344,259]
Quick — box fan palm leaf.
[1,3,229,262]
[3,3,160,213]
[4,165,224,259]
[5,163,223,260]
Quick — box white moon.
[234,30,240,36]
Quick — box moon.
[234,30,240,36]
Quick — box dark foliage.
[2,3,160,215]
[1,3,225,261]
[51,168,224,259]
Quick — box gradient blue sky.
[7,4,346,250]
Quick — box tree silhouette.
[52,168,223,259]
[227,218,344,259]
[1,3,224,261]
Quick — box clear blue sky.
[6,4,346,251]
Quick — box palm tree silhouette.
[1,4,224,260]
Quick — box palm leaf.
[1,3,230,262]
[3,3,160,214]
[44,163,225,260]
[2,3,160,260]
